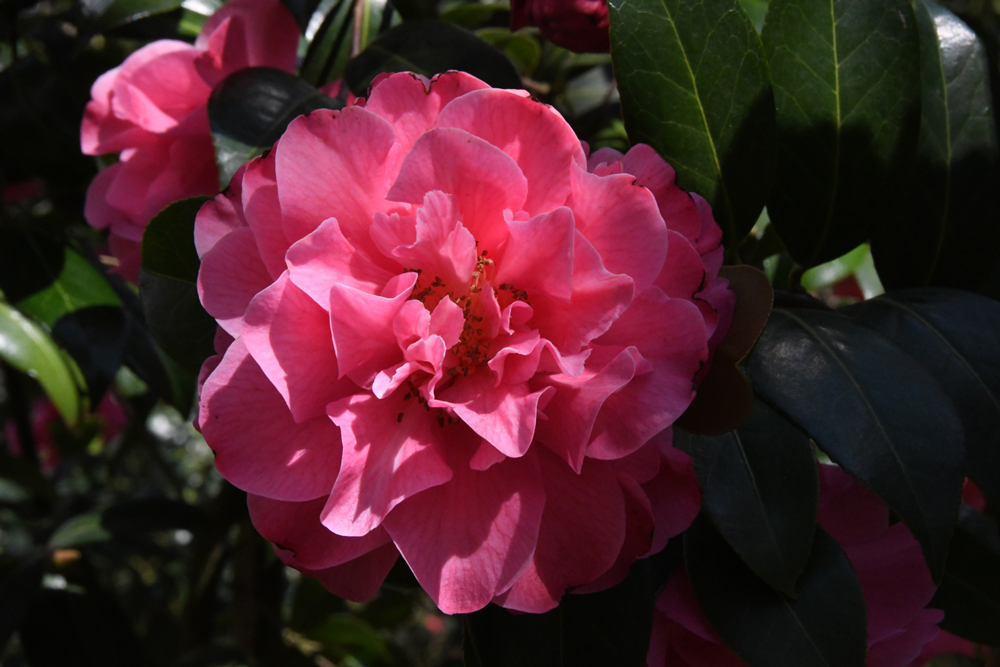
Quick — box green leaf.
[847,289,1000,508]
[870,0,1000,292]
[442,3,510,29]
[685,514,867,667]
[87,0,185,30]
[675,399,818,596]
[761,0,921,267]
[282,0,324,30]
[48,513,112,549]
[15,249,120,328]
[345,20,523,96]
[930,506,1000,645]
[140,198,218,375]
[746,308,965,579]
[799,243,868,292]
[208,67,341,187]
[609,0,776,250]
[0,302,81,426]
[477,28,540,76]
[739,0,769,31]
[299,0,356,87]
[463,560,655,667]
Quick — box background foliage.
[1,0,1000,664]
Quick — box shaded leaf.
[746,308,964,579]
[48,513,112,549]
[609,0,776,249]
[675,399,818,596]
[140,198,217,375]
[762,0,921,266]
[86,0,185,30]
[686,515,866,667]
[50,306,128,404]
[299,0,356,86]
[344,20,522,95]
[0,302,81,426]
[931,506,1000,646]
[847,289,1000,507]
[464,560,654,667]
[870,0,1000,291]
[281,0,323,30]
[477,28,540,76]
[208,67,341,187]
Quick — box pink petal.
[196,0,299,74]
[198,339,341,501]
[241,151,290,279]
[494,207,576,302]
[692,193,723,255]
[611,434,663,485]
[434,371,554,459]
[309,542,401,602]
[656,230,709,301]
[84,163,125,231]
[197,227,273,337]
[435,88,586,213]
[817,463,892,545]
[248,494,391,570]
[194,168,247,258]
[618,144,702,242]
[111,45,209,134]
[642,443,702,555]
[327,272,418,386]
[323,392,454,536]
[867,609,943,667]
[495,451,625,613]
[528,231,634,354]
[242,272,355,423]
[107,234,142,283]
[589,289,708,459]
[383,446,545,614]
[81,68,158,155]
[286,217,395,308]
[533,346,638,472]
[276,107,405,251]
[386,128,527,252]
[567,163,668,295]
[365,71,491,154]
[389,191,478,287]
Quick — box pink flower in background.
[648,465,944,667]
[4,394,127,474]
[196,71,732,614]
[511,0,610,53]
[80,0,300,282]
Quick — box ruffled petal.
[198,339,341,501]
[494,206,576,303]
[197,227,273,337]
[309,542,401,602]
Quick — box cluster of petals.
[80,0,299,281]
[510,0,610,53]
[648,464,944,667]
[195,71,734,614]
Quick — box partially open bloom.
[196,71,732,613]
[510,0,610,53]
[80,0,299,281]
[648,465,944,667]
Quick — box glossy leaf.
[847,289,1000,507]
[464,560,654,667]
[675,399,818,596]
[208,67,341,187]
[86,0,184,30]
[930,506,1000,646]
[762,0,921,267]
[870,0,1000,291]
[609,0,776,249]
[344,20,522,95]
[299,0,355,87]
[0,302,80,426]
[139,198,217,375]
[746,308,964,578]
[685,514,867,667]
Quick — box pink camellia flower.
[510,0,610,53]
[195,71,733,614]
[648,464,944,667]
[4,394,127,474]
[80,0,299,281]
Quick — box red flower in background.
[194,71,734,613]
[510,0,610,53]
[648,465,944,667]
[80,0,300,281]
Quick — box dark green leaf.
[463,560,654,667]
[208,67,341,186]
[299,0,356,86]
[0,231,65,304]
[847,289,1000,508]
[762,0,921,266]
[739,0,769,31]
[345,20,522,96]
[14,249,121,328]
[609,0,776,249]
[48,513,113,549]
[0,302,81,426]
[477,28,540,76]
[931,506,1000,646]
[51,306,128,404]
[746,308,964,579]
[281,0,323,30]
[685,514,867,667]
[87,0,185,30]
[870,0,1000,291]
[675,399,818,596]
[140,198,218,375]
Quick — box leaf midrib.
[812,0,842,265]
